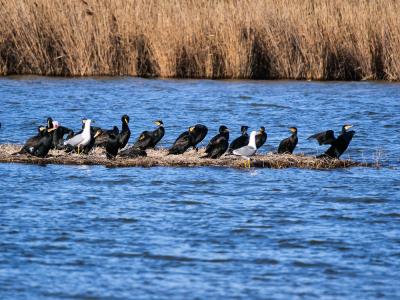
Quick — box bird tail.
[11,148,26,155]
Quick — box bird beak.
[47,127,57,132]
[189,127,195,133]
[94,131,101,138]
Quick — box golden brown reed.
[0,144,373,169]
[1,0,399,80]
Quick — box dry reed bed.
[0,0,399,80]
[0,144,372,169]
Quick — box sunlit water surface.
[0,77,399,299]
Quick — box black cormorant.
[255,126,267,149]
[118,114,131,149]
[94,115,130,149]
[118,146,147,158]
[46,117,74,149]
[278,127,298,154]
[308,124,355,159]
[94,126,119,147]
[190,124,208,150]
[13,126,54,157]
[105,132,120,159]
[203,125,229,159]
[228,125,249,153]
[133,120,165,150]
[168,126,196,155]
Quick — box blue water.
[0,77,399,299]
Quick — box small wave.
[92,217,138,224]
[249,102,289,109]
[329,197,386,204]
[168,200,206,205]
[293,260,332,268]
[278,239,306,249]
[376,212,400,218]
[253,258,279,265]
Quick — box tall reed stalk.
[1,0,399,80]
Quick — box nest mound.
[0,144,373,169]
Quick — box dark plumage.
[46,117,74,150]
[255,126,267,149]
[118,147,147,158]
[118,114,131,149]
[133,120,165,150]
[168,126,196,155]
[94,126,119,147]
[203,125,229,159]
[278,127,298,154]
[105,133,120,159]
[13,126,54,157]
[94,115,130,149]
[190,124,208,150]
[228,125,249,153]
[308,124,355,159]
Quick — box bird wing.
[205,134,222,153]
[233,145,256,157]
[255,132,267,148]
[229,135,249,150]
[168,133,192,154]
[172,134,191,148]
[64,133,84,146]
[308,130,335,145]
[151,127,165,146]
[94,130,110,146]
[133,131,152,149]
[206,136,229,157]
[278,137,290,153]
[192,126,208,146]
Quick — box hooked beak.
[94,131,101,138]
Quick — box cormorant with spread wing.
[308,124,355,159]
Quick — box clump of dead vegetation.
[0,144,374,169]
[0,0,399,80]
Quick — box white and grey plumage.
[233,130,257,165]
[64,119,92,149]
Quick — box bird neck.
[157,126,165,134]
[122,121,129,132]
[248,134,257,148]
[83,122,91,135]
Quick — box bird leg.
[77,145,80,155]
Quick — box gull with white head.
[232,130,257,168]
[64,119,94,154]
